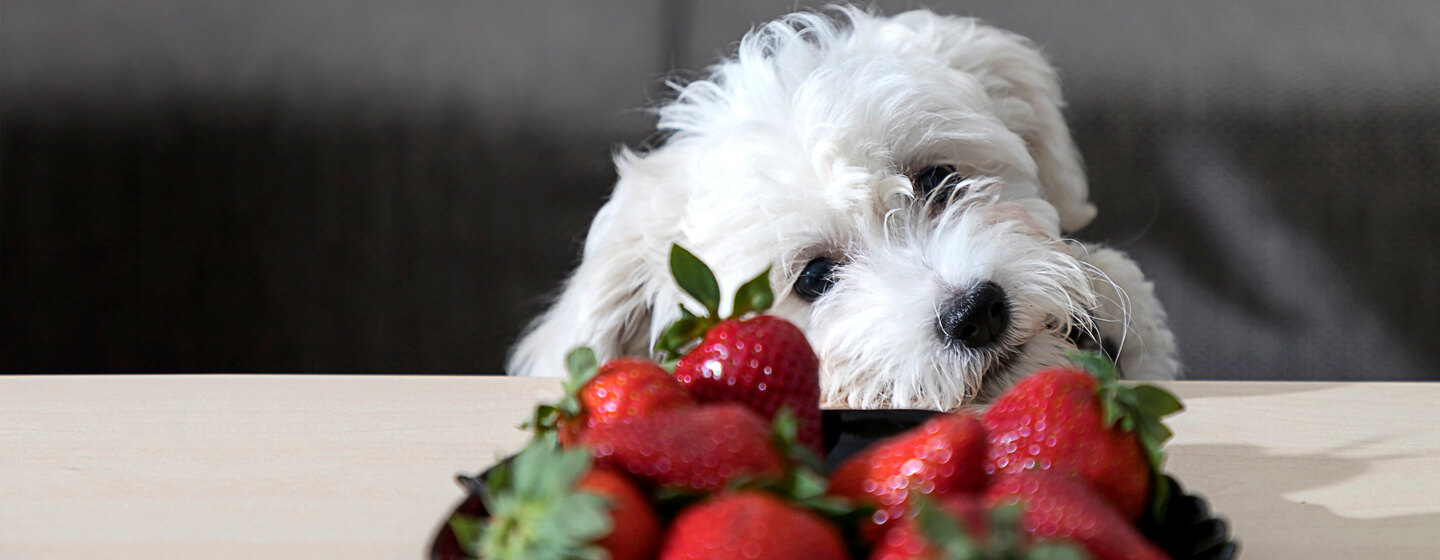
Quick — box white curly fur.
[508,6,1179,408]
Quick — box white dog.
[508,7,1179,410]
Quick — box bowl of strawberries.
[432,246,1238,560]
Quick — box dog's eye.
[913,164,959,197]
[794,258,838,301]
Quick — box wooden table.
[2,376,1437,559]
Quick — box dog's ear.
[506,152,675,377]
[892,11,1097,233]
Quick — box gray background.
[4,1,1438,379]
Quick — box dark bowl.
[431,409,1239,559]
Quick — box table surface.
[2,376,1438,559]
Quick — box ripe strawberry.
[538,348,695,446]
[982,353,1183,520]
[986,469,1172,560]
[658,491,849,560]
[581,402,785,492]
[829,412,988,538]
[869,495,1088,560]
[657,244,824,453]
[577,468,662,560]
[451,441,660,560]
[579,357,694,427]
[868,495,987,560]
[674,315,822,448]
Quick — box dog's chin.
[965,328,1080,404]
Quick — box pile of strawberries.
[449,246,1186,560]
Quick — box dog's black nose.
[939,281,1010,348]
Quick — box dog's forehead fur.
[626,9,1082,281]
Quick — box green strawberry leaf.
[1026,543,1093,560]
[1132,384,1185,417]
[800,493,862,518]
[1139,436,1165,470]
[449,513,486,557]
[1067,351,1118,384]
[1100,397,1123,429]
[913,497,981,560]
[727,408,867,529]
[484,457,513,498]
[1114,386,1142,410]
[790,468,832,505]
[552,347,600,420]
[1140,417,1175,448]
[1150,471,1173,523]
[670,244,722,319]
[986,505,1025,555]
[474,441,614,560]
[769,408,829,477]
[728,265,774,319]
[521,404,559,434]
[565,347,598,387]
[654,314,711,359]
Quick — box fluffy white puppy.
[509,7,1179,409]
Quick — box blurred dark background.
[3,1,1438,379]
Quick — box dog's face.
[509,9,1170,409]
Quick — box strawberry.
[986,469,1171,560]
[674,315,823,450]
[869,495,1089,560]
[450,441,660,560]
[658,491,850,560]
[579,357,693,427]
[577,468,663,560]
[536,347,694,446]
[868,496,987,560]
[829,412,989,538]
[581,402,785,492]
[982,353,1183,520]
[657,244,824,453]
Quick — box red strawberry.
[452,442,660,560]
[868,495,1088,560]
[868,495,987,560]
[674,315,822,449]
[541,348,694,447]
[581,402,785,492]
[579,357,694,428]
[658,491,849,560]
[578,468,662,560]
[869,512,944,560]
[829,412,988,538]
[657,244,824,453]
[986,469,1172,560]
[982,353,1183,520]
